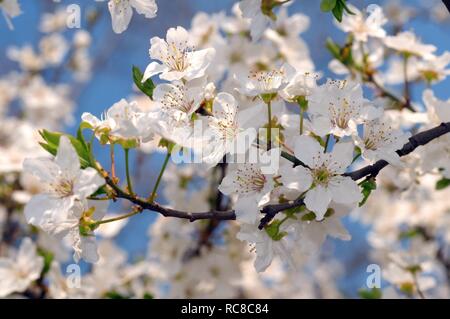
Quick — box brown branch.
[105,122,450,229]
[346,122,450,180]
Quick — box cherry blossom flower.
[239,0,288,42]
[143,26,215,82]
[308,79,381,137]
[219,149,280,223]
[423,89,450,123]
[239,0,273,41]
[108,0,157,34]
[153,79,205,121]
[280,71,318,102]
[237,222,291,272]
[23,136,104,235]
[417,52,450,84]
[281,136,362,220]
[384,31,436,59]
[235,63,295,97]
[202,92,256,166]
[337,4,387,42]
[353,118,411,165]
[0,238,44,297]
[82,98,152,144]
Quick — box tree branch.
[346,122,450,180]
[104,122,450,229]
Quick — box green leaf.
[326,38,342,60]
[301,211,316,221]
[265,220,287,241]
[399,228,420,240]
[132,65,155,99]
[358,288,382,299]
[90,185,108,197]
[143,292,154,299]
[436,177,450,190]
[39,129,92,168]
[37,248,54,276]
[320,0,337,12]
[104,291,129,299]
[332,1,344,22]
[359,178,377,207]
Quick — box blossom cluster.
[1,0,450,299]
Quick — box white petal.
[55,136,80,175]
[166,26,190,49]
[108,0,133,34]
[234,197,260,223]
[310,116,332,136]
[213,92,237,121]
[328,176,362,205]
[24,194,73,228]
[80,236,100,263]
[142,62,167,82]
[130,0,157,18]
[23,157,59,184]
[329,140,354,173]
[184,48,215,81]
[74,167,104,198]
[254,240,274,272]
[294,135,323,167]
[81,112,101,128]
[304,185,332,220]
[280,164,313,192]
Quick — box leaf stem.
[149,150,172,202]
[96,210,141,226]
[403,53,411,108]
[110,144,116,179]
[124,148,134,196]
[267,100,272,150]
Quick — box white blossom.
[308,79,381,137]
[219,149,280,223]
[353,118,411,165]
[108,0,157,34]
[281,136,362,220]
[143,26,215,82]
[237,223,290,272]
[202,92,256,166]
[0,238,44,297]
[338,4,387,42]
[384,31,436,59]
[23,136,104,238]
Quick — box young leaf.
[320,0,337,12]
[359,178,377,207]
[436,177,450,190]
[39,130,92,168]
[132,65,155,99]
[326,38,342,60]
[265,220,288,241]
[358,288,382,299]
[332,1,344,22]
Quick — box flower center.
[164,41,193,72]
[50,177,74,198]
[312,167,331,186]
[234,165,267,194]
[249,69,284,92]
